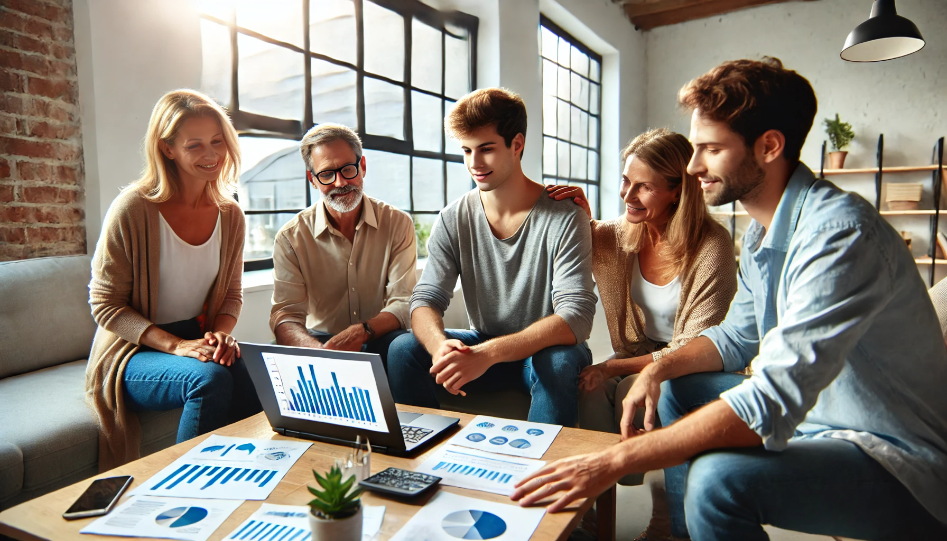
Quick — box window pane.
[557,100,569,142]
[446,161,471,203]
[238,34,305,120]
[412,18,442,93]
[196,0,232,22]
[239,143,305,213]
[543,136,557,177]
[236,0,302,48]
[444,27,470,99]
[587,184,599,218]
[590,83,600,115]
[542,59,557,96]
[589,116,599,150]
[571,145,586,179]
[570,105,582,145]
[412,91,442,152]
[245,213,295,261]
[542,95,557,137]
[557,66,570,99]
[239,136,300,174]
[444,100,460,155]
[557,37,570,68]
[200,20,232,106]
[413,213,436,258]
[571,46,588,77]
[311,58,356,127]
[557,140,569,179]
[363,150,410,209]
[413,157,445,211]
[571,72,589,110]
[310,0,356,65]
[364,1,404,81]
[540,26,557,61]
[365,77,404,139]
[575,110,589,146]
[588,150,599,182]
[590,58,601,82]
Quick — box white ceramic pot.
[309,504,363,541]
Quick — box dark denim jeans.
[123,319,261,444]
[659,372,947,540]
[386,329,591,426]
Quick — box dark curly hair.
[678,57,817,164]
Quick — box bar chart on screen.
[262,352,389,433]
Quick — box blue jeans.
[123,319,261,444]
[307,328,407,372]
[387,330,591,426]
[659,373,947,540]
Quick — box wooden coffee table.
[0,406,619,541]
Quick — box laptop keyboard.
[401,425,434,444]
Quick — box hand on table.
[546,185,591,219]
[578,363,610,392]
[323,324,368,352]
[203,331,240,366]
[511,450,622,512]
[620,367,661,439]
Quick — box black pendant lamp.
[841,0,925,62]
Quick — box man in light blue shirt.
[512,57,947,540]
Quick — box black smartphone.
[62,475,133,520]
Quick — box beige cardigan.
[86,188,245,470]
[591,218,737,362]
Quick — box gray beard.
[324,185,363,213]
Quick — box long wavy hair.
[622,128,712,278]
[130,89,240,204]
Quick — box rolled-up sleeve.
[269,232,310,333]
[700,254,760,372]
[380,213,418,329]
[410,213,458,317]
[551,210,597,343]
[720,222,893,450]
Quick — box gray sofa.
[0,255,182,510]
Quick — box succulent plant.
[307,465,362,520]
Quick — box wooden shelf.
[822,165,946,176]
[879,210,939,216]
[710,211,748,217]
[915,257,947,265]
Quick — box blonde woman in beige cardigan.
[87,89,258,470]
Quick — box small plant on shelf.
[824,113,855,169]
[307,465,363,540]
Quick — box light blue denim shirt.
[702,163,947,522]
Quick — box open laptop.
[240,342,459,455]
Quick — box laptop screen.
[260,351,391,434]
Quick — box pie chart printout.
[442,509,508,539]
[154,506,208,528]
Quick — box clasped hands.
[171,331,241,366]
[430,339,496,396]
[511,365,663,512]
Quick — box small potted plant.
[308,465,363,541]
[824,113,855,169]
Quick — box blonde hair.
[130,89,241,204]
[621,128,711,278]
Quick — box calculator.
[358,467,441,497]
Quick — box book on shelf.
[937,230,947,261]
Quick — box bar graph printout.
[223,503,386,541]
[415,445,546,496]
[261,352,389,433]
[131,436,311,500]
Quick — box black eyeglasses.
[308,156,361,186]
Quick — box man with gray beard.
[269,123,417,369]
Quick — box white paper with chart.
[447,416,562,459]
[222,503,386,541]
[79,496,241,541]
[261,351,390,433]
[131,435,311,500]
[389,490,545,541]
[415,445,546,496]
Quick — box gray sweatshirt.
[411,190,597,343]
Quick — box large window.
[539,16,602,219]
[198,0,478,268]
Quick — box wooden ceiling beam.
[622,0,718,19]
[620,0,819,31]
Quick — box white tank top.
[155,212,221,325]
[629,256,681,344]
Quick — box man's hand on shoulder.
[323,324,369,352]
[430,340,496,396]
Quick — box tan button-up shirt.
[269,196,417,335]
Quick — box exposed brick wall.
[0,0,84,261]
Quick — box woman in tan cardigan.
[548,129,736,540]
[87,89,258,470]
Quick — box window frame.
[539,14,603,219]
[200,0,479,271]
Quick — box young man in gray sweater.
[387,88,597,426]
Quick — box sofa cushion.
[0,255,97,378]
[139,409,183,457]
[0,360,99,499]
[0,442,23,503]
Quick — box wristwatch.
[362,321,376,341]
